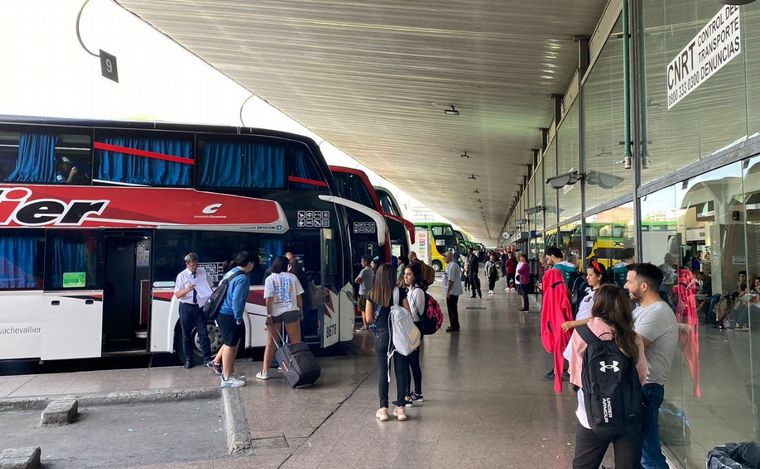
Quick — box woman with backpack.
[366,263,410,421]
[566,284,648,469]
[402,262,425,406]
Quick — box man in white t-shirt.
[443,251,463,332]
[625,263,678,469]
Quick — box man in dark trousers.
[174,252,214,369]
[467,247,482,299]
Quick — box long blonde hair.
[368,263,395,307]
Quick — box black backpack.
[577,325,643,438]
[202,270,246,320]
[568,271,587,315]
[488,263,499,279]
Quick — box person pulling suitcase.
[258,256,306,381]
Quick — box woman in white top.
[257,256,305,380]
[562,259,608,332]
[402,262,425,405]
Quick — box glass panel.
[0,129,91,184]
[641,1,749,185]
[199,138,285,189]
[745,4,760,135]
[0,229,44,289]
[331,172,374,209]
[152,231,194,284]
[288,145,325,189]
[558,221,583,270]
[95,133,192,186]
[534,161,545,234]
[583,18,633,211]
[584,203,635,289]
[640,160,755,468]
[45,230,102,290]
[557,105,581,222]
[544,141,558,229]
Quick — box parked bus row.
[0,116,414,364]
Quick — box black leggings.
[488,276,497,291]
[405,345,422,395]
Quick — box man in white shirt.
[174,252,214,369]
[625,263,678,469]
[443,251,463,332]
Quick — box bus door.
[102,231,151,352]
[289,230,323,342]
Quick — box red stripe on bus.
[94,142,195,165]
[288,176,327,187]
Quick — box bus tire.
[432,260,443,272]
[173,320,224,364]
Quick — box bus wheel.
[196,322,224,359]
[432,261,443,272]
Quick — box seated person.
[56,156,90,184]
[734,277,760,330]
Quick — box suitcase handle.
[248,312,288,349]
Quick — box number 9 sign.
[99,49,119,83]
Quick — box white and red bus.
[0,116,370,362]
[328,166,413,274]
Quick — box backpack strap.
[576,324,599,345]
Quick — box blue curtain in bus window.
[0,235,38,289]
[7,133,58,183]
[96,136,191,186]
[200,141,285,188]
[259,238,284,269]
[50,236,95,289]
[289,147,322,189]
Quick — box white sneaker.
[376,407,389,421]
[255,371,270,380]
[221,376,246,388]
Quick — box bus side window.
[198,139,286,189]
[152,230,194,284]
[94,133,193,187]
[0,230,45,290]
[44,231,102,290]
[0,130,91,184]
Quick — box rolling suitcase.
[268,322,321,388]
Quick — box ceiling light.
[443,105,460,116]
[718,0,755,4]
[473,189,479,194]
[460,151,470,159]
[468,174,477,180]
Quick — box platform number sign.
[99,49,119,83]
[297,210,330,228]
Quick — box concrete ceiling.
[118,0,608,243]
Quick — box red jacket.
[540,268,573,393]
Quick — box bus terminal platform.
[0,280,687,468]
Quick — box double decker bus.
[373,186,415,260]
[412,222,458,271]
[0,116,361,363]
[328,166,413,274]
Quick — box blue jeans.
[641,383,669,469]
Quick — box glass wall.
[584,203,635,272]
[748,6,760,135]
[544,141,558,230]
[583,18,633,211]
[640,1,753,185]
[557,105,581,221]
[639,159,760,467]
